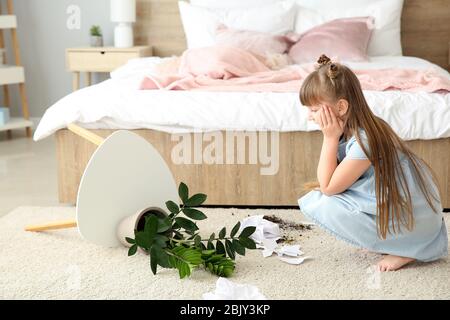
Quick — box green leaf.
[182,208,207,220]
[178,182,189,204]
[128,244,137,256]
[203,254,235,277]
[182,263,191,279]
[207,240,215,250]
[225,239,235,260]
[201,249,216,256]
[173,230,183,239]
[209,233,215,242]
[185,193,207,207]
[165,201,179,215]
[172,222,180,230]
[125,237,135,244]
[144,215,159,245]
[157,217,172,233]
[232,239,246,256]
[239,237,257,249]
[222,265,234,277]
[175,217,199,232]
[168,245,203,279]
[135,231,151,249]
[239,226,256,238]
[219,227,226,239]
[194,235,201,247]
[153,235,169,248]
[90,25,102,36]
[230,221,241,238]
[216,240,225,255]
[204,254,225,263]
[153,245,171,268]
[150,247,158,275]
[200,243,207,251]
[179,264,187,279]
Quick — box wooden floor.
[0,131,60,217]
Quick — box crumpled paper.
[239,215,280,244]
[239,215,311,264]
[203,277,267,300]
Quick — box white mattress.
[34,56,450,141]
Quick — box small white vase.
[90,36,103,47]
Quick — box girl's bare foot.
[377,255,415,272]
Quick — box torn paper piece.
[261,238,278,257]
[240,215,311,263]
[264,243,305,259]
[239,215,280,244]
[275,245,304,257]
[278,256,311,265]
[203,277,267,300]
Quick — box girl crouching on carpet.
[298,55,448,271]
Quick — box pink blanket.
[140,46,450,93]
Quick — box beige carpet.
[0,206,448,299]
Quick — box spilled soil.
[263,214,313,244]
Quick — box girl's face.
[307,102,339,124]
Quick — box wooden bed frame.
[55,0,450,208]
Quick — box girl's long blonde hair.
[299,55,442,239]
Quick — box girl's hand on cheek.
[315,109,323,128]
[319,106,344,140]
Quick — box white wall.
[3,0,116,117]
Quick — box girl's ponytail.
[301,181,321,193]
[316,54,340,86]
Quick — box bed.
[34,0,450,208]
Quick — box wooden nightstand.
[66,46,152,91]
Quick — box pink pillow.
[215,24,298,57]
[288,17,374,64]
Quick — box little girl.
[298,55,448,272]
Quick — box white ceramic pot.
[116,206,168,248]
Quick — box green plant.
[127,182,257,279]
[90,25,102,37]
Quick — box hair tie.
[317,54,331,67]
[316,54,339,85]
[328,63,338,80]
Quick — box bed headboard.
[135,0,450,70]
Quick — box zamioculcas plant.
[126,182,257,279]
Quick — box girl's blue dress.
[298,129,448,262]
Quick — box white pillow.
[189,0,278,9]
[294,0,404,56]
[178,0,297,49]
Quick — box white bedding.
[34,56,450,141]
